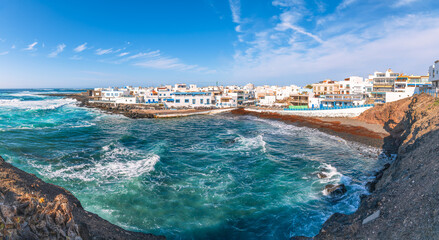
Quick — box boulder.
[317,172,328,179]
[324,184,347,197]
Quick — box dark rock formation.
[323,184,347,197]
[0,156,165,240]
[317,172,327,179]
[307,94,439,239]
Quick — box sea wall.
[302,94,439,239]
[245,106,372,118]
[0,156,165,240]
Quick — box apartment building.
[429,60,439,88]
[312,79,340,96]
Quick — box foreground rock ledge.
[0,156,165,240]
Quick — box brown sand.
[232,108,389,148]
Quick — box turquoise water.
[0,89,384,239]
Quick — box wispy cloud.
[112,50,161,64]
[11,45,16,49]
[228,0,241,24]
[0,51,9,56]
[118,52,129,57]
[70,55,82,60]
[48,43,66,57]
[74,43,87,52]
[24,42,38,51]
[272,0,304,7]
[117,50,215,73]
[96,48,113,55]
[228,0,244,33]
[393,0,419,7]
[336,0,357,11]
[275,11,323,43]
[231,14,439,84]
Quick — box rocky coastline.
[0,156,165,240]
[294,94,439,239]
[37,92,439,239]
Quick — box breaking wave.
[0,98,77,110]
[33,145,160,183]
[233,134,266,153]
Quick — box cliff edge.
[303,94,439,239]
[0,156,165,240]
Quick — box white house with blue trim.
[164,92,214,108]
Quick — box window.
[206,99,210,104]
[192,99,196,104]
[176,99,180,103]
[185,99,189,103]
[200,99,204,104]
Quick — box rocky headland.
[0,156,165,240]
[294,94,439,239]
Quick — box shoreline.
[231,108,388,148]
[44,93,236,118]
[295,94,439,239]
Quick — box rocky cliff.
[304,94,439,239]
[0,156,165,240]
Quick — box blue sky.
[1,0,439,88]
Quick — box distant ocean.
[0,89,385,239]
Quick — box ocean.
[0,89,385,239]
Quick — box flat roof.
[171,92,210,96]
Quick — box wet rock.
[1,205,16,219]
[19,223,39,240]
[324,184,347,197]
[5,217,14,229]
[317,172,328,179]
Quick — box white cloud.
[276,12,323,43]
[393,0,419,7]
[231,14,439,84]
[96,48,113,55]
[228,0,241,24]
[74,43,87,52]
[336,0,357,11]
[272,0,304,7]
[0,51,9,56]
[118,52,129,57]
[125,50,213,73]
[24,42,38,51]
[11,45,16,49]
[48,43,66,57]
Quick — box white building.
[385,87,418,103]
[101,88,130,101]
[429,60,439,88]
[339,76,373,95]
[165,92,213,108]
[258,95,276,106]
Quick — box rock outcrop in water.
[301,94,439,239]
[0,156,165,240]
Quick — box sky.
[1,0,439,88]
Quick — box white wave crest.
[234,134,266,153]
[9,91,45,97]
[32,144,160,182]
[0,98,77,110]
